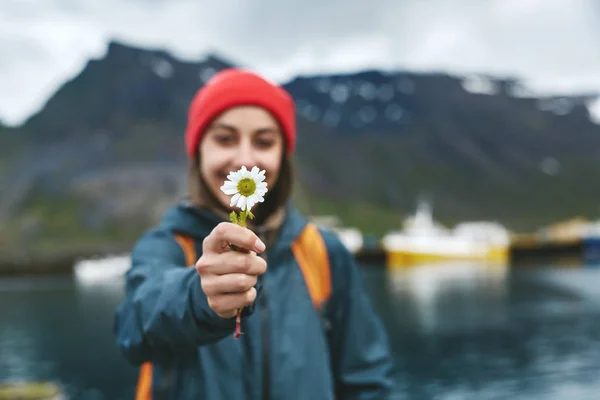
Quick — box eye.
[254,131,280,149]
[213,133,235,145]
[255,137,275,148]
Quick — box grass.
[293,189,405,236]
[1,192,145,262]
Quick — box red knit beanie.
[185,68,296,158]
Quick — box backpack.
[135,222,332,400]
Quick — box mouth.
[217,171,229,183]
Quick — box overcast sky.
[1,0,599,126]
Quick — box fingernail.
[254,238,266,253]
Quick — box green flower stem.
[228,208,255,338]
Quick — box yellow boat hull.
[0,381,64,399]
[386,247,509,268]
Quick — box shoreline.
[0,240,585,276]
[0,253,95,276]
[0,244,130,276]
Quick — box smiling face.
[198,105,285,212]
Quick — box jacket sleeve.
[113,229,240,365]
[323,231,395,399]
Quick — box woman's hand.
[196,222,267,319]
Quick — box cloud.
[0,0,598,125]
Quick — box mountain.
[285,72,600,228]
[1,40,600,264]
[285,72,598,135]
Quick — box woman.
[114,68,394,399]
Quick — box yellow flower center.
[237,178,256,197]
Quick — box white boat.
[331,227,364,254]
[73,254,131,284]
[381,201,510,267]
[310,215,364,254]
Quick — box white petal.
[230,193,241,207]
[251,166,259,177]
[221,181,239,195]
[252,169,264,184]
[221,187,238,195]
[237,196,247,211]
[254,172,265,183]
[221,181,237,189]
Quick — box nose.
[232,140,256,170]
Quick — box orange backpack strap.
[291,223,332,310]
[173,234,197,267]
[135,362,153,400]
[135,232,197,400]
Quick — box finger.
[207,288,257,317]
[203,222,265,254]
[217,252,267,275]
[201,273,257,296]
[197,251,267,276]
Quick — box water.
[363,262,600,399]
[2,262,600,399]
[0,277,137,399]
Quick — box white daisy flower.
[220,166,268,212]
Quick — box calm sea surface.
[2,261,600,399]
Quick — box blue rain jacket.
[114,201,394,399]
